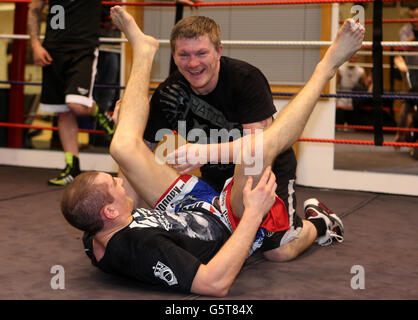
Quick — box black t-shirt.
[43,0,101,50]
[83,207,231,292]
[145,56,277,191]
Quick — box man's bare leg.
[109,6,179,207]
[58,111,79,156]
[230,19,365,218]
[224,19,364,262]
[263,220,317,262]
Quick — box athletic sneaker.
[304,198,344,246]
[92,105,115,135]
[48,152,81,186]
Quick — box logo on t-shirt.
[153,261,178,286]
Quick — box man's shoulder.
[220,56,268,88]
[221,56,261,73]
[400,23,413,39]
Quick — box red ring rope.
[335,125,418,133]
[0,122,416,148]
[0,122,105,135]
[0,0,416,7]
[298,137,418,148]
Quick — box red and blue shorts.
[154,174,300,256]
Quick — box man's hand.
[32,43,53,67]
[242,166,277,219]
[166,143,207,174]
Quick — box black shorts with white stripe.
[260,147,304,251]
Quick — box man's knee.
[67,102,94,116]
[58,110,76,122]
[262,220,316,262]
[263,245,296,262]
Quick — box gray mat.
[0,165,417,300]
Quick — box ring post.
[8,2,28,148]
[169,2,184,75]
[372,0,383,146]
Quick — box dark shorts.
[40,46,98,112]
[259,147,303,252]
[260,177,303,252]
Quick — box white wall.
[143,4,322,84]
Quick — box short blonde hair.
[170,16,221,52]
[61,171,114,235]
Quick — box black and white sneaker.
[304,198,344,246]
[48,152,81,186]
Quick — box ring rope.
[3,33,418,49]
[356,51,418,57]
[0,122,106,135]
[0,122,416,148]
[335,124,418,133]
[1,0,415,6]
[298,137,418,148]
[1,80,418,101]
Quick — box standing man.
[141,16,304,247]
[28,0,115,186]
[394,6,418,147]
[398,5,418,88]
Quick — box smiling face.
[173,35,222,95]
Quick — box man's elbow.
[195,282,230,298]
[191,268,232,297]
[211,285,230,298]
[110,135,136,163]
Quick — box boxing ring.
[0,0,417,303]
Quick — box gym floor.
[0,165,417,300]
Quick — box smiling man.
[169,17,222,95]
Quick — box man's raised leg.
[227,19,365,261]
[230,19,365,218]
[109,6,179,207]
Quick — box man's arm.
[27,0,52,67]
[400,24,415,42]
[165,118,272,174]
[190,166,276,297]
[394,55,411,90]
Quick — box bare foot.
[323,19,365,73]
[110,6,158,52]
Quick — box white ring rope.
[356,50,418,57]
[348,62,418,70]
[2,34,418,49]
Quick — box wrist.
[241,207,264,226]
[315,61,337,82]
[30,38,42,48]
